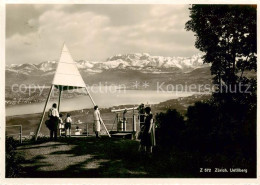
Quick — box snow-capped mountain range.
[6,53,209,75]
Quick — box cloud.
[6,4,199,64]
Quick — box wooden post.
[20,125,22,144]
[111,113,118,131]
[35,85,54,141]
[58,87,62,112]
[123,120,126,131]
[132,108,136,132]
[116,113,120,131]
[133,115,136,132]
[86,122,88,136]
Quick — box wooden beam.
[58,88,62,112]
[84,86,95,106]
[111,106,138,113]
[35,85,54,141]
[100,117,111,137]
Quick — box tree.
[155,109,185,150]
[185,5,256,106]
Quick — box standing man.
[48,103,59,141]
[93,105,101,138]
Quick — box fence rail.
[6,125,23,143]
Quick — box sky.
[6,4,200,65]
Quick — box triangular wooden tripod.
[35,44,111,141]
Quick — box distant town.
[5,87,86,106]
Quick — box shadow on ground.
[16,137,164,178]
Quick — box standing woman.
[142,107,156,154]
[93,105,101,138]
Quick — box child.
[58,113,64,137]
[65,113,72,137]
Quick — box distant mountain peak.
[6,53,209,75]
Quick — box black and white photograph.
[1,1,258,182]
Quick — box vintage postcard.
[0,0,259,184]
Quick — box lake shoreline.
[5,90,211,107]
[6,94,211,118]
[5,85,213,107]
[6,89,211,116]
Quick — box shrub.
[6,136,23,177]
[155,109,185,150]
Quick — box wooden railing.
[6,125,23,143]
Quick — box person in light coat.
[65,113,72,137]
[93,105,101,138]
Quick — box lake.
[6,88,206,116]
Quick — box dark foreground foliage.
[155,100,256,178]
[6,136,24,177]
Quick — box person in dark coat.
[141,106,156,154]
[48,103,59,141]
